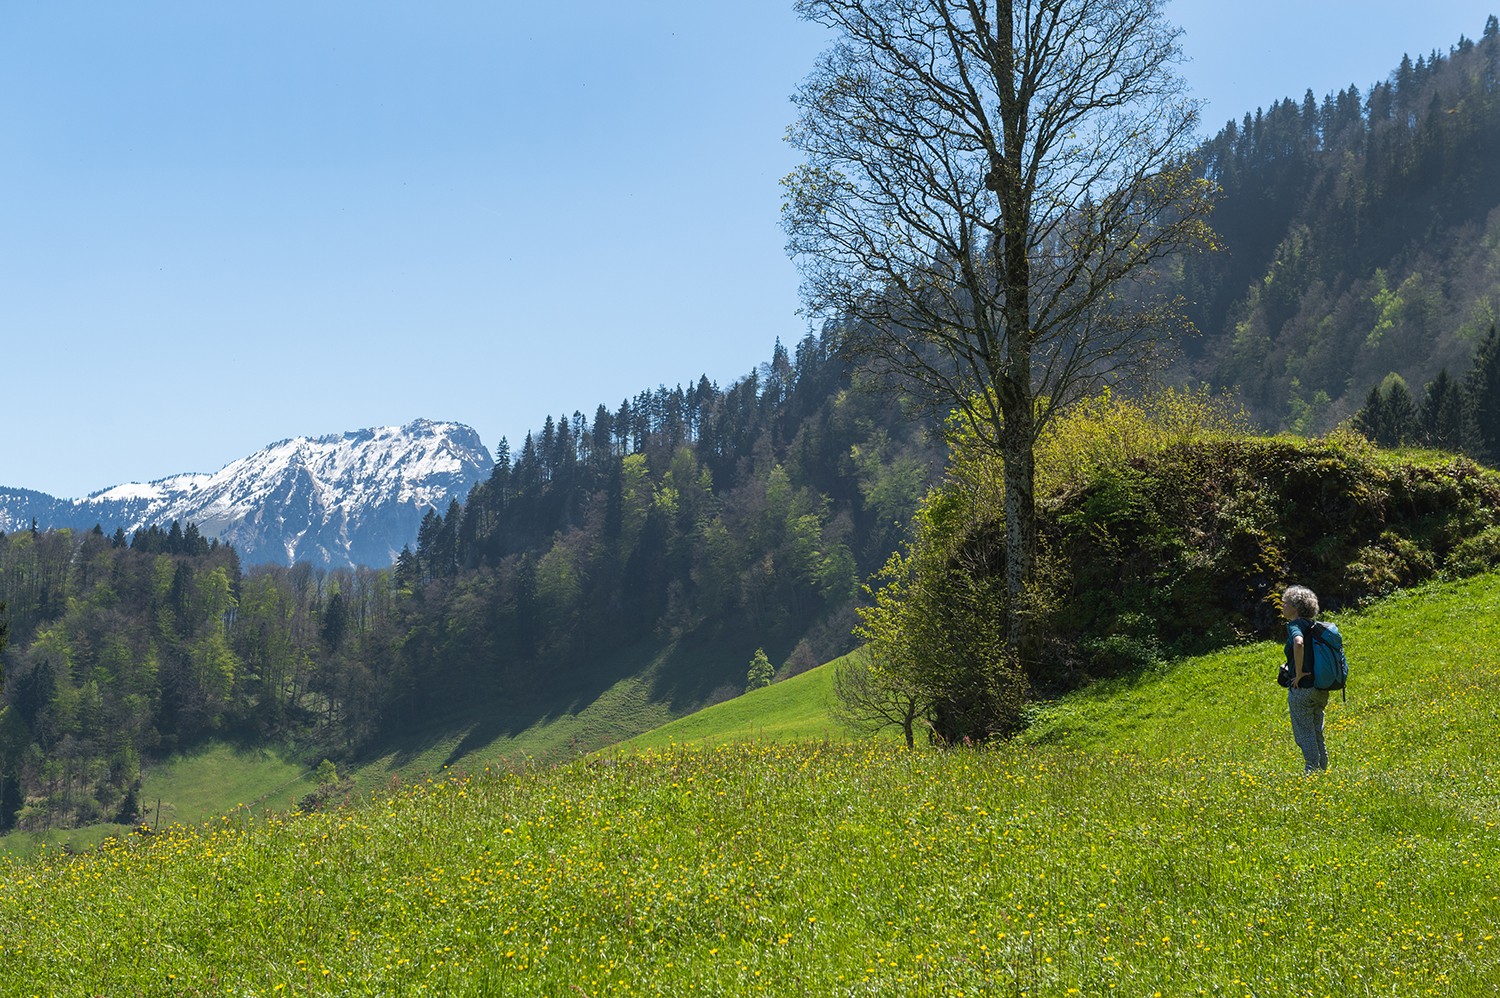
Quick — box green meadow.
[0,573,1496,995]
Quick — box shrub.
[1448,525,1500,577]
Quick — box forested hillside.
[388,332,937,723]
[0,332,940,831]
[1177,16,1500,431]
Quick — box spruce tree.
[1353,384,1386,442]
[1418,369,1465,451]
[1464,322,1500,461]
[1380,375,1418,446]
[746,648,775,692]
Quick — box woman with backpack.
[1280,584,1330,774]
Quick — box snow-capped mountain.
[0,420,493,568]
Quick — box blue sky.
[1,1,1492,498]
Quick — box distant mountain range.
[0,419,493,568]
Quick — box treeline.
[1179,16,1500,432]
[1351,321,1500,454]
[0,332,939,831]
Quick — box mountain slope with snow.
[0,420,493,568]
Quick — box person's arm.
[1291,627,1307,686]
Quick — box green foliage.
[829,647,926,748]
[0,332,942,835]
[0,526,403,832]
[392,328,936,734]
[854,536,1027,744]
[1466,321,1500,460]
[1042,432,1500,663]
[1351,326,1500,462]
[745,648,774,692]
[1448,525,1500,577]
[848,389,1252,741]
[0,574,1498,993]
[953,386,1254,502]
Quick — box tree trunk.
[1001,409,1036,666]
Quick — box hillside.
[1175,18,1500,432]
[0,572,1494,994]
[615,649,861,751]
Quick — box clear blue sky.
[1,1,1491,498]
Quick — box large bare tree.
[783,0,1215,657]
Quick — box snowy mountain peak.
[0,420,494,568]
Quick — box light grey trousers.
[1288,687,1330,773]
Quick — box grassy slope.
[0,575,1496,994]
[616,650,870,751]
[0,746,312,859]
[83,641,694,848]
[110,637,846,844]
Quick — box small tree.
[831,648,927,748]
[745,648,775,692]
[1352,384,1385,443]
[855,536,1029,745]
[1379,374,1418,446]
[1353,374,1418,447]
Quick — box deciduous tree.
[783,0,1215,658]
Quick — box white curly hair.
[1281,585,1320,619]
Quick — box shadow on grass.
[358,622,817,775]
[364,637,679,773]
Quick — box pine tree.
[1379,375,1418,446]
[1353,384,1386,442]
[1354,376,1418,447]
[393,545,421,593]
[1418,368,1465,451]
[321,591,348,651]
[1464,322,1500,461]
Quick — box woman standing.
[1281,585,1329,774]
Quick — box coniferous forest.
[4,20,1500,831]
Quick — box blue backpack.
[1305,622,1349,699]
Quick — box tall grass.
[0,574,1497,995]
